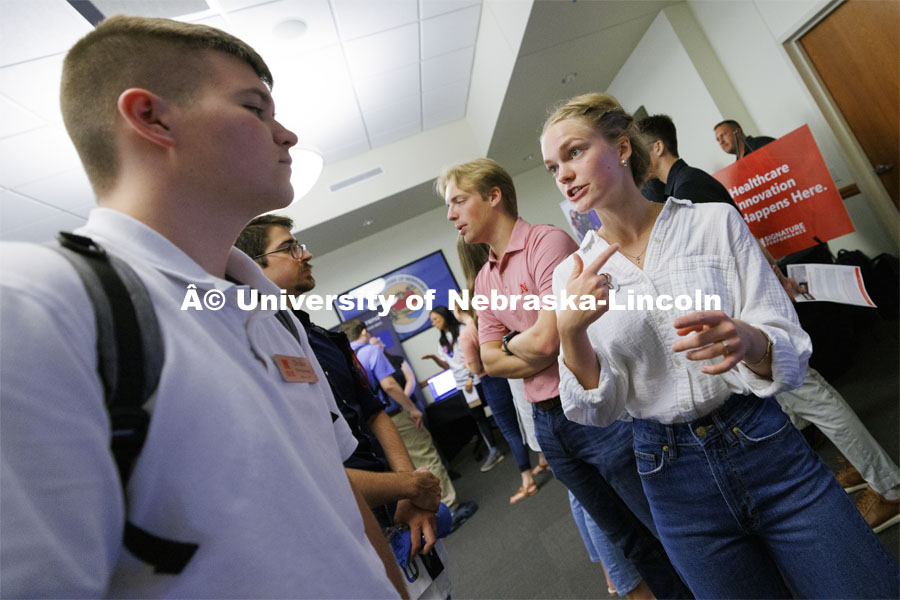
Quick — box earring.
[621,159,629,167]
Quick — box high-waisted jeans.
[633,393,899,599]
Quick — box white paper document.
[786,263,876,307]
[462,384,482,407]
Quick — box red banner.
[712,125,854,258]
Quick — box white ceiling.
[0,0,482,242]
[0,0,671,250]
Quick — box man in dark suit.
[638,114,737,209]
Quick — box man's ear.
[116,88,176,148]
[486,186,503,208]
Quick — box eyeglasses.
[253,241,308,261]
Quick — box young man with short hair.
[438,158,689,598]
[0,16,401,597]
[639,114,737,208]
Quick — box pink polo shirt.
[475,218,578,403]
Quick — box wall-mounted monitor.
[334,250,460,341]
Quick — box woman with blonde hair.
[541,92,898,598]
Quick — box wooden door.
[800,0,899,208]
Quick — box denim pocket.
[732,411,792,446]
[634,448,666,478]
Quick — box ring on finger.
[721,340,731,356]
[598,272,617,291]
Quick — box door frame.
[783,0,899,243]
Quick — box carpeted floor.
[441,317,899,599]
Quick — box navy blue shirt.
[294,310,387,473]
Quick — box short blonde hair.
[435,158,518,219]
[61,15,272,196]
[542,93,650,188]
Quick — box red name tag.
[273,354,319,383]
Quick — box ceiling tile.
[370,121,421,148]
[181,13,231,31]
[0,125,81,188]
[0,188,85,238]
[0,95,44,139]
[92,0,210,18]
[266,45,366,155]
[419,0,480,20]
[1,188,51,232]
[319,138,371,166]
[15,168,96,217]
[420,3,479,60]
[0,211,87,242]
[421,45,473,92]
[362,94,420,134]
[0,0,91,68]
[332,0,418,41]
[423,80,467,129]
[343,22,419,80]
[354,63,419,115]
[0,53,66,124]
[217,0,278,10]
[226,0,340,57]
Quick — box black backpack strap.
[50,232,197,574]
[275,309,302,345]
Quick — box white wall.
[607,11,726,174]
[608,2,896,258]
[307,163,566,394]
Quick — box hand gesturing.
[557,243,619,334]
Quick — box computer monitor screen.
[426,369,458,402]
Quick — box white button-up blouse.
[552,198,811,426]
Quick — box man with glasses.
[236,215,475,537]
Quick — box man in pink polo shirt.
[437,158,689,599]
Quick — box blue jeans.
[633,393,900,599]
[569,491,642,594]
[478,376,531,471]
[533,404,690,599]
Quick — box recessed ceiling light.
[561,72,577,85]
[274,19,308,40]
[523,153,534,161]
[362,219,374,227]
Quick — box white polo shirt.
[0,209,397,598]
